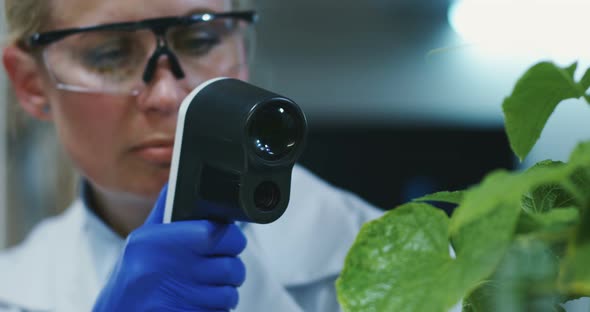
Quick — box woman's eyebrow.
[183,8,223,16]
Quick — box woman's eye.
[82,44,132,72]
[173,32,221,56]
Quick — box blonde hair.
[4,0,50,45]
[4,0,254,44]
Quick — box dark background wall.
[298,126,513,212]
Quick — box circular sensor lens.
[254,181,281,211]
[249,100,302,161]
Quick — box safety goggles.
[24,11,258,95]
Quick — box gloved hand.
[93,184,247,311]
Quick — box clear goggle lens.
[43,18,252,95]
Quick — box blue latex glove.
[93,184,247,311]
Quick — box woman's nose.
[136,57,188,114]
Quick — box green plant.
[336,61,590,312]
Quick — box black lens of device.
[254,181,280,211]
[249,100,301,161]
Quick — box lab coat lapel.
[237,228,304,312]
[54,201,123,312]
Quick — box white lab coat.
[0,165,382,311]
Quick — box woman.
[0,0,380,311]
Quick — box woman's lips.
[132,140,174,165]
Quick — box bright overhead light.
[448,0,590,62]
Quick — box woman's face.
[11,0,248,201]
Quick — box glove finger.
[188,256,246,286]
[182,285,239,310]
[208,222,247,256]
[133,221,246,257]
[144,183,168,225]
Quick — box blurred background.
[2,0,590,249]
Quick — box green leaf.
[337,200,521,312]
[450,159,581,236]
[447,161,582,308]
[520,160,575,215]
[462,281,497,312]
[564,143,590,207]
[465,240,562,312]
[502,62,586,161]
[527,160,566,170]
[559,243,590,295]
[517,208,579,235]
[521,184,574,214]
[414,191,466,205]
[450,200,521,284]
[558,141,590,296]
[568,141,590,165]
[337,139,590,312]
[564,62,578,78]
[450,171,528,235]
[336,203,459,312]
[578,66,590,93]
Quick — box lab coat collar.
[0,198,118,312]
[78,180,125,287]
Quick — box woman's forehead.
[50,0,232,29]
